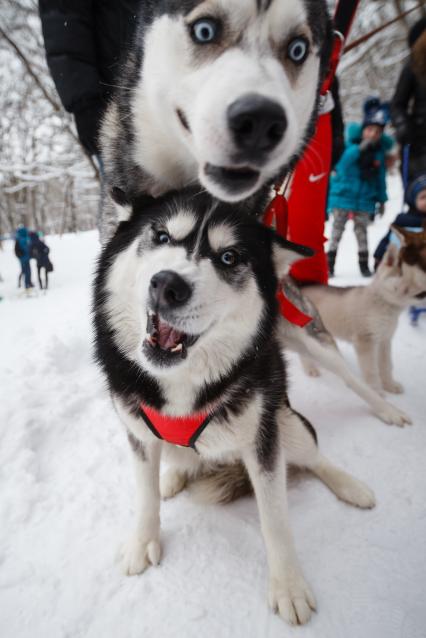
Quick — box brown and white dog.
[300,227,426,402]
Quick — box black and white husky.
[99,0,409,427]
[93,189,375,626]
[100,0,332,226]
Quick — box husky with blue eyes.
[93,188,375,626]
[100,0,333,237]
[100,0,410,427]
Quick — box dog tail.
[189,462,252,504]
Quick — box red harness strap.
[140,403,213,448]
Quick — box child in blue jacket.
[14,226,33,289]
[327,99,394,277]
[374,173,426,266]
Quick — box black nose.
[227,94,287,155]
[149,270,192,309]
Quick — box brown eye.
[220,250,239,267]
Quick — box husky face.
[100,191,311,377]
[132,0,332,201]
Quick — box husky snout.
[149,270,192,311]
[227,94,287,159]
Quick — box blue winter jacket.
[14,227,31,261]
[328,123,394,215]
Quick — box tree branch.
[0,24,100,182]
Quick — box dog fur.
[100,0,332,239]
[301,229,426,403]
[98,0,412,427]
[93,189,375,626]
[277,276,412,426]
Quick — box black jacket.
[391,62,426,152]
[39,0,140,154]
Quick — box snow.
[0,176,425,638]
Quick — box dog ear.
[110,188,158,223]
[381,242,400,269]
[272,236,314,279]
[110,186,132,222]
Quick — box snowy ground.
[1,176,425,638]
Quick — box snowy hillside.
[0,178,425,638]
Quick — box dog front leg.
[379,340,404,394]
[120,432,162,576]
[242,445,316,625]
[354,336,382,392]
[113,398,162,575]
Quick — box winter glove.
[74,98,104,156]
[359,142,380,180]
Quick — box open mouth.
[143,312,198,364]
[204,163,260,193]
[414,291,426,300]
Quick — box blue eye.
[220,250,239,267]
[156,231,170,245]
[287,37,309,64]
[191,18,219,44]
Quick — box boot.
[359,251,372,277]
[327,251,336,277]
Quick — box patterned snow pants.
[328,209,371,253]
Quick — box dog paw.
[120,533,161,576]
[375,404,412,427]
[383,380,404,394]
[268,572,316,626]
[335,476,376,509]
[160,468,187,500]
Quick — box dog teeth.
[171,343,183,353]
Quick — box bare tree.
[0,0,99,235]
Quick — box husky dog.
[277,277,412,426]
[301,228,426,400]
[93,189,375,626]
[98,0,412,427]
[100,0,333,232]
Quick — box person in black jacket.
[391,17,426,180]
[374,173,426,267]
[30,232,53,290]
[38,1,140,157]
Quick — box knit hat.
[362,97,390,128]
[405,174,426,206]
[408,17,426,48]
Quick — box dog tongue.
[157,318,184,350]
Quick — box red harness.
[140,403,213,448]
